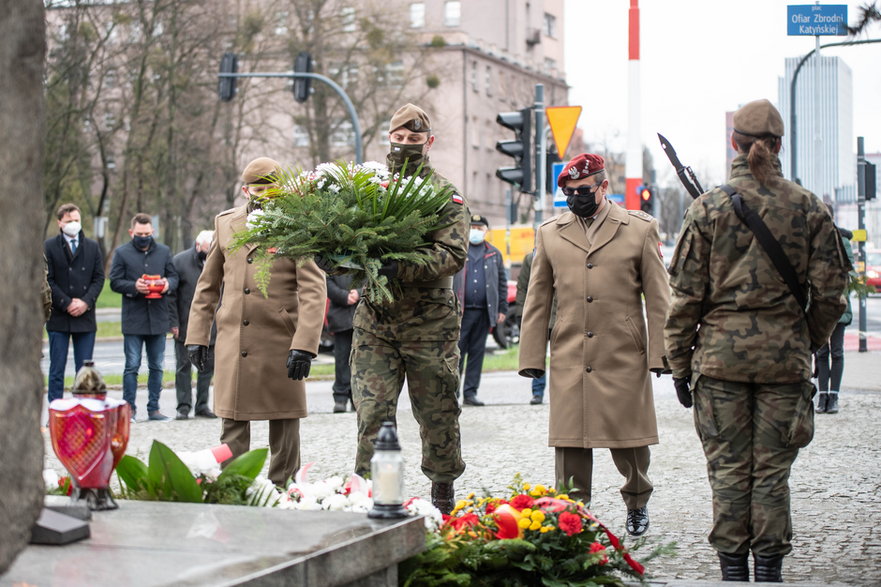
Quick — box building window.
[485,65,492,97]
[293,126,310,148]
[105,68,117,88]
[543,12,556,38]
[332,121,354,147]
[444,1,460,26]
[386,61,404,86]
[103,113,116,129]
[274,11,289,36]
[341,7,356,33]
[410,3,425,28]
[544,58,557,73]
[471,60,478,92]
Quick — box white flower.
[43,469,60,489]
[296,496,322,511]
[406,498,444,530]
[360,160,390,179]
[246,477,282,507]
[315,162,339,177]
[246,208,265,230]
[322,493,350,511]
[347,492,373,513]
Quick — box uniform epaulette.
[217,207,238,217]
[627,209,654,222]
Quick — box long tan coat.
[186,205,326,421]
[518,202,669,449]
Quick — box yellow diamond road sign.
[546,106,582,160]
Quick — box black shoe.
[626,505,649,536]
[431,482,455,515]
[530,396,543,405]
[718,552,749,581]
[195,409,217,419]
[463,396,485,406]
[826,393,839,414]
[333,400,348,413]
[175,409,189,420]
[148,411,170,422]
[816,392,828,413]
[753,554,783,583]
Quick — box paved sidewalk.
[41,351,881,584]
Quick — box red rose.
[558,511,583,536]
[589,542,608,565]
[509,494,535,510]
[447,512,480,533]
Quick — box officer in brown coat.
[186,157,327,487]
[518,153,670,537]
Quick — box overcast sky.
[563,0,881,188]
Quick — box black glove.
[378,260,398,279]
[313,255,338,275]
[650,367,671,379]
[187,345,208,373]
[520,368,545,379]
[673,377,693,408]
[286,349,313,380]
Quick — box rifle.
[658,133,704,199]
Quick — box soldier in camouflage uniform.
[664,99,849,582]
[351,103,469,514]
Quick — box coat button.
[243,320,250,326]
[587,331,594,338]
[585,366,593,373]
[241,351,248,357]
[244,288,251,294]
[247,257,253,264]
[586,262,594,269]
[586,296,593,303]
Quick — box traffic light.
[293,51,312,103]
[218,52,238,102]
[545,143,562,195]
[639,185,654,215]
[495,107,533,193]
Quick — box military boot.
[718,552,749,582]
[825,392,839,414]
[431,482,455,515]
[816,392,828,413]
[753,554,783,583]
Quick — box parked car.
[491,280,519,349]
[866,249,881,294]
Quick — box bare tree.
[0,0,47,572]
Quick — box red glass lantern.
[142,273,164,299]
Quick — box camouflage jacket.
[353,162,469,342]
[664,155,849,383]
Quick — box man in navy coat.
[45,203,104,402]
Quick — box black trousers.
[174,339,213,414]
[816,322,846,392]
[332,328,354,403]
[458,307,490,399]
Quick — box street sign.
[552,162,567,207]
[545,106,582,160]
[608,193,625,205]
[852,229,867,242]
[787,4,847,36]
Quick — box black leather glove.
[520,368,545,379]
[187,345,208,373]
[673,377,693,408]
[286,349,313,380]
[378,260,398,279]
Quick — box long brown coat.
[518,202,669,449]
[186,205,326,421]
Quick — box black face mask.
[197,250,208,262]
[566,194,600,218]
[133,235,153,250]
[387,142,426,173]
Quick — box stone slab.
[3,497,424,586]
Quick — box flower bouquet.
[399,475,672,586]
[231,160,456,303]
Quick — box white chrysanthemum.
[360,160,390,178]
[322,493,350,511]
[315,162,339,177]
[296,496,322,511]
[43,469,60,488]
[347,492,373,512]
[327,183,341,193]
[245,208,265,230]
[246,477,282,507]
[406,498,444,529]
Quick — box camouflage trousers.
[693,375,815,558]
[351,328,465,483]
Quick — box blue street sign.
[552,162,567,208]
[787,5,848,36]
[608,193,625,205]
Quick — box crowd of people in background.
[42,98,856,583]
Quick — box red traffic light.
[640,188,651,201]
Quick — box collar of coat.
[552,200,629,255]
[229,205,261,254]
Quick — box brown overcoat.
[186,205,326,421]
[518,202,669,449]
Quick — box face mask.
[469,229,485,245]
[61,221,81,237]
[387,142,425,172]
[133,235,153,250]
[197,250,208,262]
[566,194,600,218]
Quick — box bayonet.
[658,133,705,199]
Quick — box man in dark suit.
[45,203,105,402]
[169,230,216,420]
[326,274,360,413]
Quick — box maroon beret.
[557,153,605,188]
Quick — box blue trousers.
[47,330,97,402]
[123,334,166,415]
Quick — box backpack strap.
[719,184,808,313]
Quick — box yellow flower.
[517,518,531,529]
[454,499,469,510]
[467,492,475,500]
[522,483,531,491]
[557,494,569,500]
[530,510,546,523]
[540,526,554,533]
[529,520,542,531]
[529,484,548,497]
[520,508,533,518]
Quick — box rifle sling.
[719,184,808,313]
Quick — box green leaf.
[147,441,203,502]
[216,448,268,483]
[116,454,150,495]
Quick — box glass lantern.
[368,421,407,519]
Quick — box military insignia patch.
[451,193,464,205]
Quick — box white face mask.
[62,221,81,237]
[468,228,485,245]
